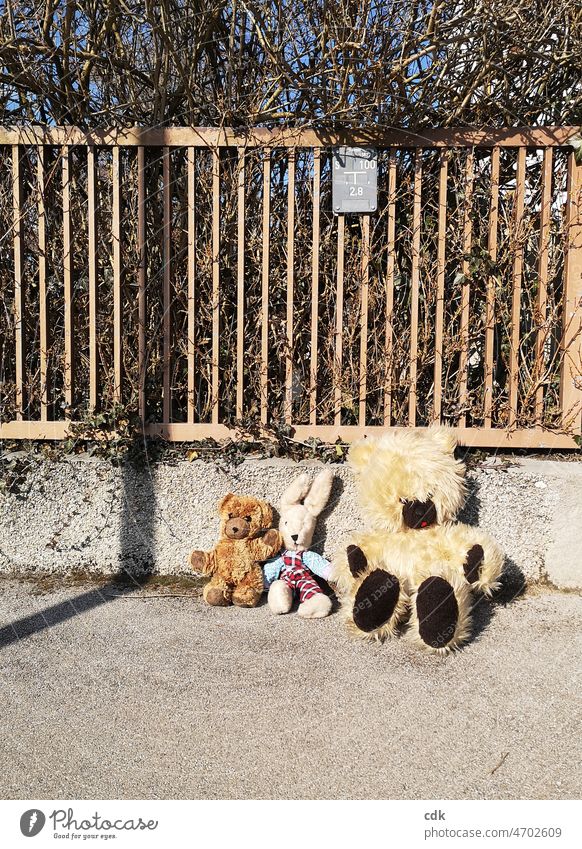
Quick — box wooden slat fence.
[0,126,581,448]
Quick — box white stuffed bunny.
[263,469,334,618]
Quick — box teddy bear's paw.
[189,550,207,573]
[347,544,369,577]
[415,577,460,650]
[232,586,262,608]
[407,571,472,654]
[262,528,281,549]
[462,541,503,597]
[298,593,332,619]
[203,584,232,607]
[463,544,484,584]
[353,570,402,633]
[344,567,409,640]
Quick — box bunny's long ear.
[280,473,312,512]
[304,468,333,517]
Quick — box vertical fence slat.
[162,147,172,422]
[236,147,245,420]
[509,146,526,428]
[384,150,396,425]
[359,213,370,426]
[560,150,582,434]
[187,147,196,423]
[484,146,500,426]
[458,149,474,426]
[62,146,73,415]
[212,149,220,425]
[261,148,270,425]
[112,145,122,404]
[12,145,24,420]
[137,145,146,421]
[87,145,98,412]
[310,148,321,425]
[334,214,345,427]
[37,145,48,420]
[409,149,422,426]
[535,146,552,423]
[285,149,295,423]
[433,150,448,421]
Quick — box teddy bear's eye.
[244,516,252,522]
[228,513,233,519]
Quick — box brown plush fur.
[189,494,282,608]
[333,426,504,654]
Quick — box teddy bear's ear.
[218,493,235,513]
[428,424,457,454]
[281,473,312,512]
[348,437,376,473]
[304,468,333,517]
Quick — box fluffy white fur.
[348,427,467,533]
[334,524,503,600]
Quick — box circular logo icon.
[20,810,46,837]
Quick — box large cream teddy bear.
[332,426,504,653]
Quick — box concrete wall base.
[0,455,580,590]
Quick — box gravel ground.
[0,577,580,800]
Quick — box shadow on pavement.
[0,443,157,649]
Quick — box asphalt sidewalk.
[0,577,580,800]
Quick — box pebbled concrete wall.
[0,454,580,589]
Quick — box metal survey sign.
[332,146,378,213]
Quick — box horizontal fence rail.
[0,126,581,448]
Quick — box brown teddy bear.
[189,494,282,608]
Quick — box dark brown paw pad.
[464,544,484,584]
[353,569,401,633]
[347,545,368,577]
[205,587,231,607]
[416,576,459,648]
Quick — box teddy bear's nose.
[402,498,437,530]
[291,534,299,542]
